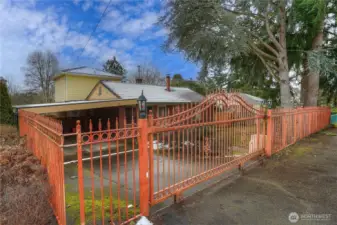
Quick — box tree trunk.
[278,1,292,108]
[306,22,324,106]
[306,70,320,106]
[279,69,292,107]
[301,54,309,105]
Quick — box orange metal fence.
[265,107,331,156]
[63,117,142,225]
[18,92,331,225]
[18,110,66,225]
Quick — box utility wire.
[75,0,112,63]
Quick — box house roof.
[100,81,204,103]
[229,93,264,105]
[238,93,264,105]
[53,66,122,80]
[14,98,137,114]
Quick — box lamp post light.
[138,90,147,119]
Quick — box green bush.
[0,80,14,125]
[331,108,337,115]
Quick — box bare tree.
[127,64,166,86]
[24,50,59,103]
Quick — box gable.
[87,83,118,100]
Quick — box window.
[98,86,102,96]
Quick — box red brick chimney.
[166,75,171,92]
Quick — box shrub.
[0,80,14,125]
[331,108,337,115]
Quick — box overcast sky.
[0,0,199,87]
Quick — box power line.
[75,0,113,64]
[287,47,337,52]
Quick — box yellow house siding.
[54,76,66,102]
[66,75,99,101]
[53,73,122,101]
[87,83,118,100]
[65,75,121,101]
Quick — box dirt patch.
[0,127,56,225]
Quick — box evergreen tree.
[172,74,183,81]
[160,0,337,107]
[160,0,293,107]
[0,77,14,124]
[103,56,126,76]
[171,74,206,95]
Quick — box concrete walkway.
[151,128,337,225]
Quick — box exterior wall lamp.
[138,90,147,119]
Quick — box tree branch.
[249,42,278,62]
[264,3,283,52]
[249,32,280,57]
[255,50,279,80]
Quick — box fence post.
[265,109,272,157]
[138,117,150,216]
[76,120,86,225]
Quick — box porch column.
[118,107,125,128]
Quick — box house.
[16,67,204,133]
[53,66,123,102]
[15,66,264,134]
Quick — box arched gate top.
[152,90,265,127]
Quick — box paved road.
[151,128,337,225]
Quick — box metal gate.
[147,91,266,205]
